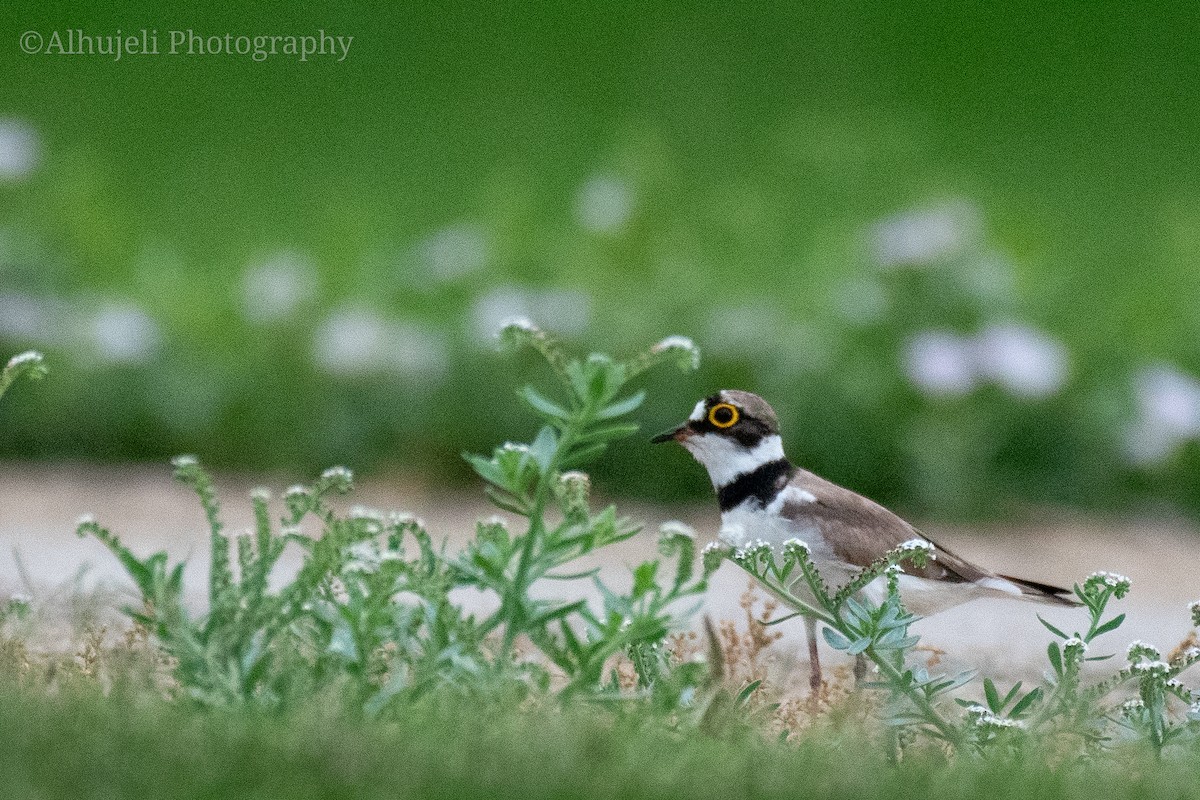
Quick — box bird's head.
[652,390,788,487]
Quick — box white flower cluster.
[75,513,97,528]
[964,704,1024,730]
[651,336,701,370]
[321,466,354,485]
[898,539,935,553]
[250,487,272,503]
[782,538,811,556]
[701,541,730,559]
[734,539,773,563]
[5,350,44,370]
[1085,571,1132,596]
[1126,640,1161,662]
[284,484,309,500]
[1130,660,1171,679]
[1063,637,1088,659]
[499,316,540,336]
[659,520,696,540]
[171,454,199,469]
[902,324,1069,400]
[343,540,381,574]
[388,511,426,531]
[1119,698,1145,716]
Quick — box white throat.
[682,433,785,489]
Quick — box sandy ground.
[2,461,1198,684]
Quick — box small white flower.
[349,505,384,523]
[574,174,634,234]
[782,538,810,554]
[89,301,162,364]
[420,222,489,280]
[1087,571,1132,592]
[500,316,539,335]
[483,515,508,529]
[250,487,272,503]
[659,520,696,539]
[171,454,199,468]
[75,513,97,527]
[871,200,981,268]
[5,350,43,370]
[651,335,700,370]
[1130,660,1170,678]
[284,484,309,499]
[0,118,40,180]
[240,250,317,323]
[973,322,1070,399]
[898,539,935,553]
[1166,679,1186,691]
[321,466,354,483]
[1120,698,1145,715]
[1126,640,1160,662]
[1063,637,1088,655]
[903,331,977,397]
[388,512,426,530]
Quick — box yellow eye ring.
[708,403,739,428]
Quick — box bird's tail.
[998,574,1079,606]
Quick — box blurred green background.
[3,2,1200,518]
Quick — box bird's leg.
[804,616,822,696]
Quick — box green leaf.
[465,454,507,488]
[846,636,872,655]
[821,628,851,650]
[1091,613,1126,637]
[1047,641,1063,676]
[735,679,762,707]
[1001,681,1023,710]
[984,678,1000,712]
[576,423,641,444]
[596,390,646,420]
[1037,614,1069,639]
[1010,687,1043,718]
[528,426,559,473]
[632,561,660,599]
[521,386,572,420]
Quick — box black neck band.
[717,459,796,512]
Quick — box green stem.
[500,415,583,654]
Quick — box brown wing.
[780,469,991,584]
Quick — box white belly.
[717,503,980,617]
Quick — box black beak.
[650,423,688,444]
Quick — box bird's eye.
[708,403,739,428]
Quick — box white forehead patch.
[688,399,707,421]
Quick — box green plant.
[76,328,716,708]
[457,324,713,694]
[0,351,46,406]
[719,539,1200,756]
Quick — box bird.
[651,389,1075,694]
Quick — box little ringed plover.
[652,389,1075,692]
